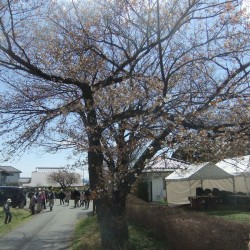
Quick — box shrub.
[126,195,250,250]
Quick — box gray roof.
[34,167,65,173]
[0,166,22,173]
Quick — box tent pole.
[232,177,236,208]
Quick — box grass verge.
[71,215,168,250]
[201,208,250,224]
[0,207,31,236]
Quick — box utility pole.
[82,168,84,185]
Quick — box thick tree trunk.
[83,93,129,248]
[88,143,130,249]
[95,194,129,249]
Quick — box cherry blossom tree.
[47,170,81,188]
[0,0,249,248]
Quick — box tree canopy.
[47,170,81,188]
[0,0,249,248]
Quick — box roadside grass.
[71,205,250,250]
[71,216,101,250]
[127,223,168,250]
[71,215,168,250]
[201,208,250,224]
[0,207,31,236]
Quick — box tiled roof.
[0,168,11,174]
[0,166,22,173]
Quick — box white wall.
[142,172,173,202]
[151,177,166,202]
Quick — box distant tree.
[47,171,81,188]
[0,0,249,248]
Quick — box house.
[141,157,189,202]
[0,166,22,186]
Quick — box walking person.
[41,190,47,209]
[44,188,48,203]
[73,187,80,208]
[47,188,55,211]
[36,191,43,213]
[80,190,85,207]
[29,193,37,215]
[59,189,65,205]
[3,198,12,224]
[84,188,91,209]
[65,190,71,206]
[27,191,33,201]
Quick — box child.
[3,198,12,224]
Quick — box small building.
[141,157,189,202]
[0,166,22,186]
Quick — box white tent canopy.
[166,162,233,181]
[165,162,235,206]
[216,155,250,176]
[166,156,250,206]
[216,155,250,197]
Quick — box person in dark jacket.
[84,188,91,209]
[3,198,12,224]
[29,193,37,215]
[58,189,65,205]
[73,188,80,208]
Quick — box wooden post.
[248,233,250,250]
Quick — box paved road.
[0,199,92,250]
